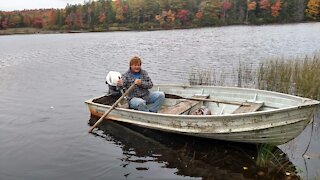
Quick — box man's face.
[130,63,141,73]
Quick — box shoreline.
[0,22,318,36]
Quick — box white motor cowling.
[106,71,121,86]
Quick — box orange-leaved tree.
[114,0,124,22]
[271,0,281,17]
[246,0,257,22]
[259,0,270,10]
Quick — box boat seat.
[232,102,264,114]
[159,95,209,115]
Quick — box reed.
[256,144,276,167]
[257,53,320,100]
[257,58,293,94]
[189,68,226,86]
[237,60,256,88]
[255,144,298,178]
[189,52,320,100]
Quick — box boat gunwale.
[156,84,317,101]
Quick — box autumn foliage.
[306,0,320,20]
[271,0,282,17]
[259,0,270,10]
[0,0,318,31]
[247,1,257,11]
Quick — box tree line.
[0,0,319,31]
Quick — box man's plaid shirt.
[122,69,153,101]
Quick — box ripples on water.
[0,23,320,179]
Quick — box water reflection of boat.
[89,117,299,179]
[85,85,320,145]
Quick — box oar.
[88,83,135,133]
[165,93,251,106]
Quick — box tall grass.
[189,52,320,100]
[258,53,320,100]
[258,59,293,94]
[237,60,256,88]
[189,68,226,86]
[255,144,298,178]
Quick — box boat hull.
[85,85,319,145]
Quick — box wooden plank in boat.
[232,102,264,114]
[159,100,199,114]
[159,95,209,115]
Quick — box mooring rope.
[302,111,317,180]
[302,114,315,157]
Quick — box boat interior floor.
[92,94,264,115]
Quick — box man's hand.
[134,79,142,86]
[117,78,123,86]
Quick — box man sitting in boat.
[117,56,165,113]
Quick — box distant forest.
[0,0,319,31]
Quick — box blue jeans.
[129,91,165,113]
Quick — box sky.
[0,0,86,11]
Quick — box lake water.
[0,23,319,179]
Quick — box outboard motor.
[106,71,122,96]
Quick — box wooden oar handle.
[88,83,135,133]
[165,93,250,106]
[187,97,251,106]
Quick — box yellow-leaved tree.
[306,0,320,20]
